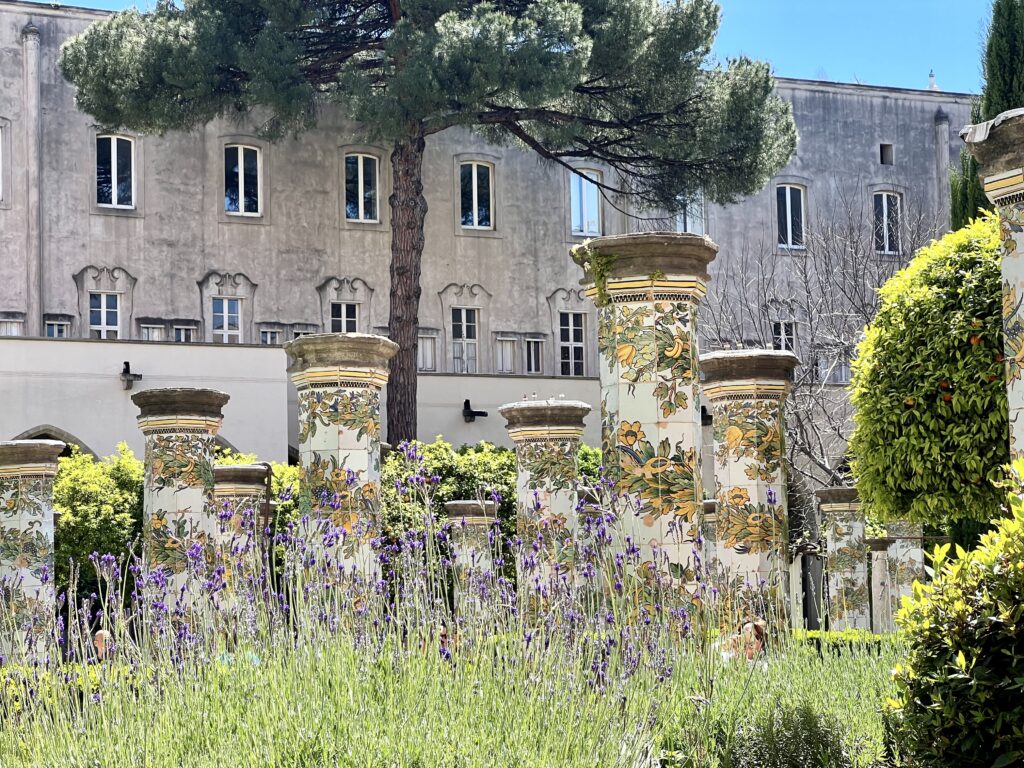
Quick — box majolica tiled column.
[285,333,398,563]
[816,486,870,631]
[885,521,925,627]
[868,539,894,633]
[132,389,229,585]
[213,463,271,547]
[574,233,716,573]
[0,440,64,642]
[702,350,798,586]
[445,500,498,574]
[499,399,590,580]
[964,112,1024,458]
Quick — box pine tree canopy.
[60,0,796,210]
[982,0,1024,120]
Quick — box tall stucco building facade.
[0,0,974,467]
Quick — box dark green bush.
[850,215,1006,525]
[886,462,1024,767]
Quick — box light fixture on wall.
[463,399,488,423]
[120,361,143,390]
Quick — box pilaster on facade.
[0,439,64,652]
[131,387,229,597]
[574,232,717,577]
[963,109,1024,459]
[284,332,397,567]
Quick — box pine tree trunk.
[386,134,428,444]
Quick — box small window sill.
[91,205,142,219]
[455,225,503,240]
[220,210,267,226]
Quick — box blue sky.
[39,0,990,94]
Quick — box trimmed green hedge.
[850,215,1007,524]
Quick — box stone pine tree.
[951,0,1024,230]
[60,0,796,442]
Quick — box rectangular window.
[772,321,796,352]
[559,311,585,377]
[212,297,242,343]
[96,135,134,208]
[676,192,705,236]
[330,302,359,333]
[880,143,894,165]
[418,333,437,372]
[0,320,23,337]
[570,170,602,236]
[345,154,379,222]
[174,326,195,343]
[777,185,804,248]
[496,337,516,374]
[460,161,493,229]
[140,325,164,342]
[45,321,69,338]
[526,339,543,375]
[224,145,261,215]
[873,192,901,255]
[260,330,281,345]
[89,292,120,339]
[451,307,478,374]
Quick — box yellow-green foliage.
[886,460,1024,766]
[53,444,143,597]
[850,215,1007,524]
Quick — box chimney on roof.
[928,69,940,91]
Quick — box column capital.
[132,387,230,420]
[21,22,39,42]
[815,485,859,510]
[285,333,398,379]
[572,232,718,303]
[701,349,799,401]
[213,463,272,494]
[498,399,590,440]
[445,500,498,526]
[962,109,1024,202]
[0,440,65,476]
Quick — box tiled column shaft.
[132,389,229,586]
[284,333,398,562]
[0,440,64,634]
[213,463,272,545]
[868,541,893,633]
[574,233,716,573]
[702,351,798,584]
[499,399,590,578]
[964,112,1024,458]
[884,521,925,628]
[816,487,870,631]
[444,500,498,574]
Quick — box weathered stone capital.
[284,333,398,376]
[21,23,39,42]
[445,500,498,526]
[0,440,65,474]
[962,109,1024,179]
[498,399,591,438]
[572,232,719,284]
[214,463,272,491]
[815,485,859,509]
[132,388,230,420]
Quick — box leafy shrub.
[850,215,1006,524]
[54,444,143,598]
[727,702,856,768]
[792,628,903,654]
[885,462,1024,767]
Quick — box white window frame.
[173,326,195,343]
[89,292,120,340]
[873,191,901,256]
[570,169,602,237]
[344,153,379,223]
[418,332,437,372]
[140,325,164,342]
[260,329,282,345]
[495,336,516,374]
[776,184,805,250]
[212,297,243,344]
[224,144,262,217]
[459,161,495,230]
[451,307,479,374]
[96,135,135,209]
[525,339,543,375]
[772,321,796,352]
[330,301,359,333]
[0,320,24,337]
[559,311,586,377]
[45,321,69,338]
